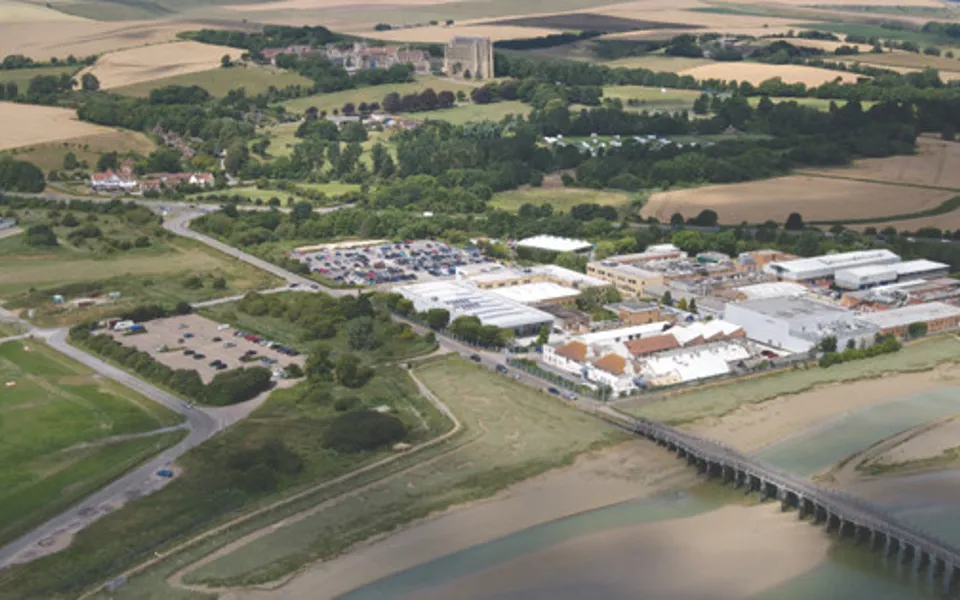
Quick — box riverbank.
[222,440,696,600]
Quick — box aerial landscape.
[4,0,960,596]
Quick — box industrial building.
[515,235,593,254]
[834,259,949,290]
[736,281,810,300]
[858,302,960,337]
[542,320,746,394]
[394,280,554,336]
[586,261,663,297]
[607,300,663,325]
[462,263,609,291]
[724,297,878,353]
[764,249,900,282]
[840,278,960,309]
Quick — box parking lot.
[107,314,305,383]
[290,240,488,287]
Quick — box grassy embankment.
[0,339,184,547]
[0,208,281,326]
[622,335,960,425]
[178,356,625,589]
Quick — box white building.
[764,249,900,281]
[515,235,592,254]
[736,281,809,300]
[394,280,554,337]
[724,297,878,354]
[834,259,949,290]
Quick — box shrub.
[205,366,273,406]
[323,410,406,452]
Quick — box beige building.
[443,36,494,79]
[586,261,664,297]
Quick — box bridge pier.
[838,520,855,539]
[813,504,827,525]
[854,525,871,546]
[826,513,841,534]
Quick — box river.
[340,387,960,600]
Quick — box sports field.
[179,357,622,587]
[410,100,528,124]
[642,175,956,224]
[114,64,312,98]
[0,339,183,546]
[604,85,702,112]
[491,187,632,212]
[281,76,476,115]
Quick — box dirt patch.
[680,62,860,86]
[0,102,113,152]
[642,175,955,224]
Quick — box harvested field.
[484,13,699,33]
[84,41,243,90]
[641,175,956,224]
[410,100,528,124]
[0,20,210,59]
[769,38,873,52]
[0,0,85,21]
[837,50,960,74]
[679,62,860,85]
[357,24,563,43]
[3,129,155,171]
[603,55,712,71]
[0,102,111,152]
[492,187,632,212]
[804,137,960,190]
[113,64,311,97]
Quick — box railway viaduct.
[603,410,960,594]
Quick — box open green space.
[0,207,281,326]
[410,100,528,124]
[604,85,701,112]
[182,356,624,587]
[491,186,633,213]
[0,65,80,90]
[280,76,475,116]
[113,65,313,98]
[793,22,950,46]
[0,325,447,599]
[621,335,960,425]
[0,339,183,546]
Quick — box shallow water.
[342,386,960,600]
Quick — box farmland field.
[0,65,81,89]
[0,20,203,58]
[2,129,156,172]
[803,137,960,190]
[0,339,184,546]
[178,357,623,588]
[641,175,956,224]
[0,102,113,152]
[603,55,713,71]
[281,76,475,115]
[483,12,698,33]
[359,24,564,43]
[678,62,860,86]
[83,41,243,90]
[492,187,633,212]
[836,51,960,77]
[114,64,312,97]
[0,209,281,326]
[410,100,528,123]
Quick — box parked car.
[183,349,195,356]
[495,364,508,374]
[547,387,560,395]
[469,354,482,363]
[193,353,206,360]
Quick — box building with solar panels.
[394,280,555,337]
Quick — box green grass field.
[793,22,949,46]
[0,65,80,90]
[0,339,183,546]
[411,100,528,124]
[180,356,623,587]
[113,65,313,98]
[491,186,632,212]
[604,85,702,112]
[0,209,281,326]
[281,76,476,116]
[621,336,960,425]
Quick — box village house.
[89,164,138,192]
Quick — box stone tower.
[443,36,494,79]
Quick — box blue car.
[547,387,560,395]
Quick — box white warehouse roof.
[516,235,592,253]
[395,280,555,330]
[765,249,900,281]
[858,302,960,329]
[487,282,581,305]
[737,282,809,300]
[893,259,950,277]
